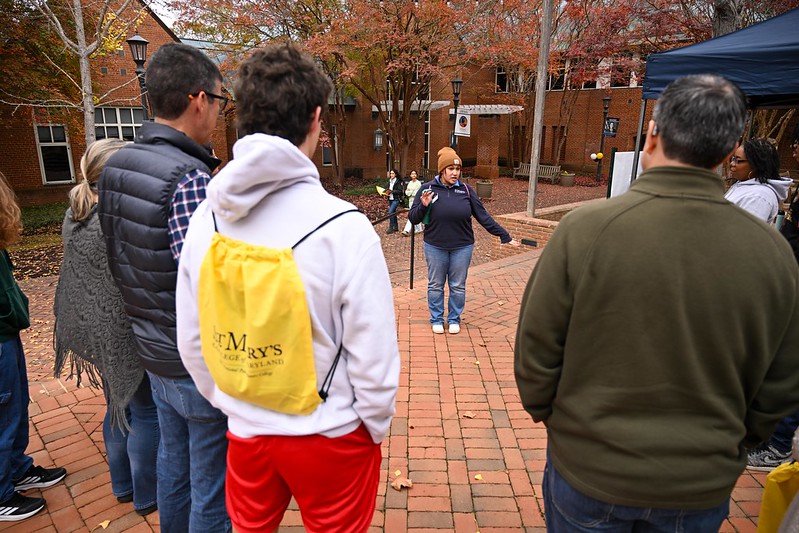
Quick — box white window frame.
[34,124,75,185]
[95,107,145,141]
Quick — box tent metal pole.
[631,99,648,182]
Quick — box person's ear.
[309,106,322,135]
[643,120,658,155]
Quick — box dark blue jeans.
[543,457,729,532]
[103,373,159,513]
[148,372,230,532]
[0,337,33,503]
[388,199,400,231]
[770,411,799,453]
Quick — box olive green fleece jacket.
[515,166,799,510]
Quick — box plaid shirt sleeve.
[168,168,211,263]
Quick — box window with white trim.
[35,125,75,184]
[95,107,145,141]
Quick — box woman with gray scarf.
[53,139,159,516]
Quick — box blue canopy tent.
[629,8,799,178]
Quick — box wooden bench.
[513,163,562,184]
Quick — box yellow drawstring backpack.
[197,209,359,415]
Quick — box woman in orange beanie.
[408,147,518,334]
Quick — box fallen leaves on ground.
[391,475,413,491]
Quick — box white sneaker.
[448,324,460,334]
[432,324,445,334]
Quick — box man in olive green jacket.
[515,74,799,531]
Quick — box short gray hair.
[652,75,747,169]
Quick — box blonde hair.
[69,138,126,222]
[0,172,22,249]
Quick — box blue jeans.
[0,337,33,503]
[770,410,799,453]
[388,199,400,231]
[148,372,230,533]
[543,457,730,532]
[424,243,473,325]
[103,373,159,512]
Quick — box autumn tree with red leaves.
[1,0,147,145]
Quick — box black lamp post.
[126,33,150,122]
[595,95,611,183]
[450,77,463,149]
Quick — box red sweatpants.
[226,424,382,533]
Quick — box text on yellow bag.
[198,210,358,415]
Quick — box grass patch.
[21,202,68,232]
[344,180,382,196]
[10,233,62,252]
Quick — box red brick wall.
[0,8,233,206]
[542,88,652,177]
[491,199,605,260]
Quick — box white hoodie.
[724,176,792,224]
[176,134,400,443]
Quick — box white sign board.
[610,151,643,198]
[455,113,471,137]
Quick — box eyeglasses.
[730,156,747,165]
[188,91,229,111]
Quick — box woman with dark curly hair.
[725,138,791,223]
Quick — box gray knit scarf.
[53,207,144,431]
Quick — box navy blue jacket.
[408,177,511,250]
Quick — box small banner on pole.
[604,117,620,138]
[455,113,471,137]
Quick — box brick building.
[4,4,795,207]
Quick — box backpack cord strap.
[318,344,343,401]
[292,209,361,249]
[211,211,219,232]
[291,208,359,402]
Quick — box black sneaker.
[747,443,792,472]
[0,492,46,522]
[13,465,67,491]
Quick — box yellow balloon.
[596,152,604,160]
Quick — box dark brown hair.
[235,43,333,146]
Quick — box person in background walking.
[402,170,422,236]
[385,168,404,234]
[0,171,67,522]
[54,139,159,516]
[408,147,519,335]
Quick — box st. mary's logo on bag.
[198,235,320,415]
[197,209,359,415]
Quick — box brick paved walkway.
[3,250,767,532]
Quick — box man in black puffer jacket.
[98,43,230,533]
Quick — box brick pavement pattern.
[3,251,768,532]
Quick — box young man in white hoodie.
[175,44,400,533]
